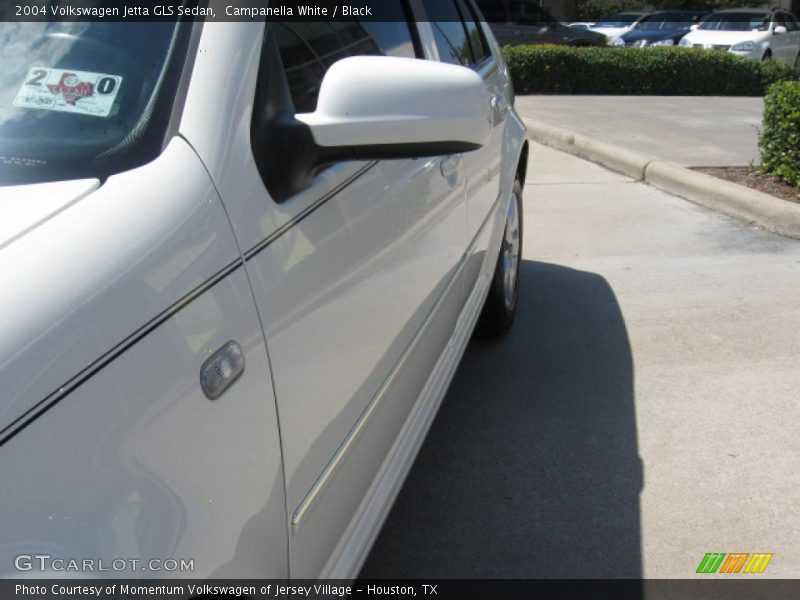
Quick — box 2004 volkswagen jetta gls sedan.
[0,0,528,579]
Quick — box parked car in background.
[588,11,649,43]
[679,8,800,66]
[612,10,709,47]
[0,0,528,580]
[478,0,608,46]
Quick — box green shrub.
[503,46,797,96]
[760,81,800,186]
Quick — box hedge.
[760,81,800,186]
[503,46,798,96]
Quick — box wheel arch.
[516,140,530,187]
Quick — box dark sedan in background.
[477,0,609,46]
[612,10,709,47]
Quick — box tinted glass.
[0,21,190,185]
[275,10,416,113]
[596,13,642,27]
[785,13,799,31]
[638,13,696,32]
[699,13,771,32]
[423,0,474,67]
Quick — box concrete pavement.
[361,143,800,579]
[514,96,764,167]
[518,97,800,240]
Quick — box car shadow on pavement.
[360,260,643,582]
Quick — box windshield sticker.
[13,68,122,118]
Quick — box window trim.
[464,0,497,72]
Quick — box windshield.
[637,15,695,32]
[595,13,641,28]
[0,21,192,186]
[699,12,771,31]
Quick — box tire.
[762,49,772,61]
[477,177,523,337]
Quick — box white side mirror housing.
[774,25,788,35]
[690,24,700,31]
[296,56,491,155]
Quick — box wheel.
[477,177,523,337]
[762,49,772,61]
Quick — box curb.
[523,117,800,240]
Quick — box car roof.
[711,8,772,14]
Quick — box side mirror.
[297,56,490,158]
[252,53,491,202]
[774,25,788,35]
[690,24,700,31]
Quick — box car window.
[422,0,475,67]
[275,11,416,113]
[456,0,489,65]
[699,12,771,32]
[595,13,642,28]
[637,15,669,31]
[786,14,800,32]
[0,21,192,185]
[638,13,696,32]
[776,13,797,32]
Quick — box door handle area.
[440,154,462,178]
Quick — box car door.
[240,17,471,578]
[780,12,800,64]
[419,0,508,291]
[772,13,792,62]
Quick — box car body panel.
[0,268,288,579]
[244,152,468,577]
[0,179,99,249]
[321,181,511,578]
[0,137,241,438]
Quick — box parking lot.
[515,95,764,166]
[362,141,800,578]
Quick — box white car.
[588,11,649,43]
[0,0,527,581]
[679,8,800,66]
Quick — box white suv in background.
[0,0,527,581]
[680,8,800,67]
